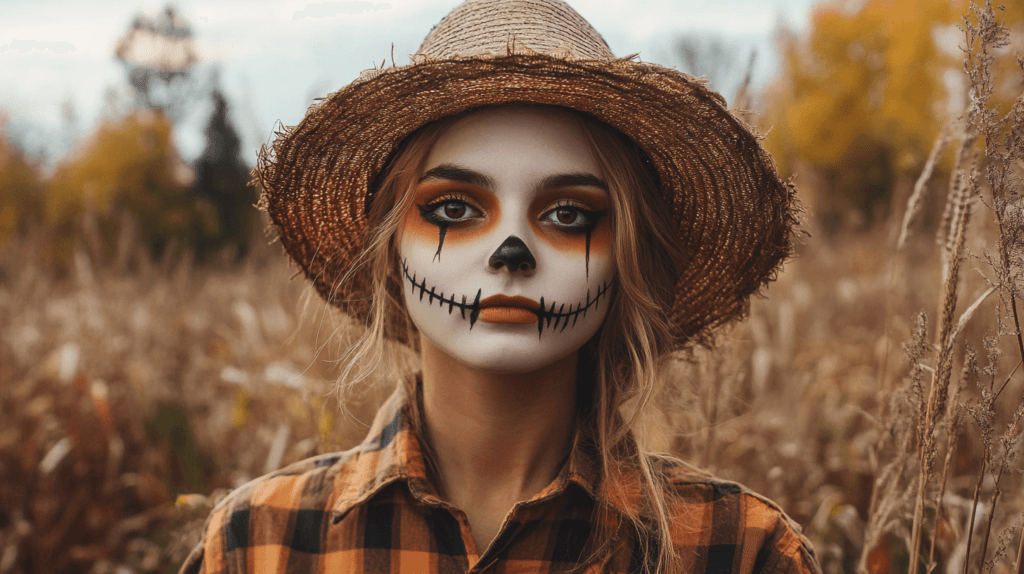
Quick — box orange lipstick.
[478,294,540,324]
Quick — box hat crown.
[416,0,614,61]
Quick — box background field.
[2,1,1024,573]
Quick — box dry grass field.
[4,195,1022,574]
[2,3,1023,574]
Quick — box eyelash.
[418,194,478,225]
[542,200,604,233]
[417,194,605,232]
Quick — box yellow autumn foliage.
[768,0,960,170]
[762,0,1022,231]
[45,109,194,264]
[0,127,45,248]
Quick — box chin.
[430,327,584,375]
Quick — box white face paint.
[395,105,616,374]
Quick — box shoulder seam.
[209,447,359,514]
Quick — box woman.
[182,1,820,573]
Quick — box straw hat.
[255,0,799,345]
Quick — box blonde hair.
[335,103,688,574]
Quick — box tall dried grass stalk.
[866,3,1024,573]
[898,121,952,252]
[908,176,971,574]
[859,310,926,574]
[927,353,972,570]
[956,2,1024,572]
[937,131,978,261]
[1017,517,1024,574]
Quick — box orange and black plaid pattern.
[180,380,822,574]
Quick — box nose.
[488,235,536,272]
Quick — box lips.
[478,294,540,323]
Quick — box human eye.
[418,194,480,226]
[541,200,603,233]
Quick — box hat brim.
[256,53,798,346]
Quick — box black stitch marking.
[537,296,545,338]
[554,303,566,330]
[469,289,482,328]
[402,266,613,335]
[402,266,476,317]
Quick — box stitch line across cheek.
[400,260,612,338]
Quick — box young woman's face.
[396,106,616,374]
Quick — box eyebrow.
[537,173,608,193]
[418,163,608,193]
[418,164,495,189]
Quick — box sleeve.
[750,507,823,574]
[178,501,232,574]
[179,541,205,574]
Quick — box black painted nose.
[488,235,536,272]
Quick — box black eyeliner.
[543,204,605,235]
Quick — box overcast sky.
[1,0,819,164]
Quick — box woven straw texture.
[255,0,798,346]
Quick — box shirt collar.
[331,374,643,520]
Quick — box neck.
[418,335,578,507]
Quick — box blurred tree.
[114,5,205,123]
[0,120,45,249]
[191,87,256,262]
[673,34,754,102]
[45,110,195,266]
[764,0,1024,235]
[762,0,973,233]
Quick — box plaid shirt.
[180,379,821,574]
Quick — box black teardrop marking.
[537,296,545,338]
[433,225,448,262]
[585,229,591,279]
[469,289,482,329]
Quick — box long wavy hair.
[333,103,688,574]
